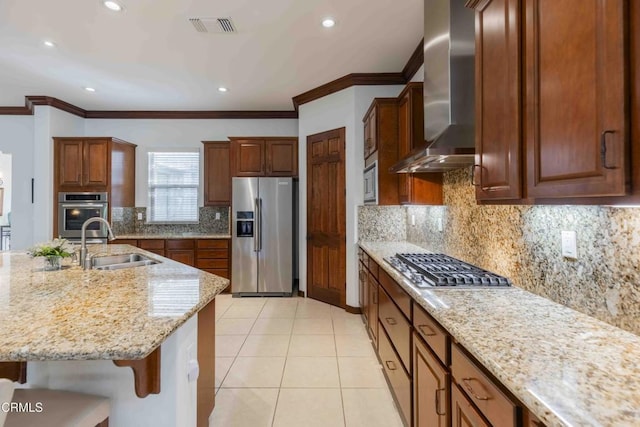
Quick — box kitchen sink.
[91,253,160,270]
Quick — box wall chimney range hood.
[391,0,475,173]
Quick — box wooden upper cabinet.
[202,142,231,206]
[84,140,109,186]
[230,137,298,177]
[266,139,298,176]
[232,139,265,176]
[472,0,522,201]
[524,0,628,198]
[58,139,109,187]
[363,107,378,159]
[55,138,123,189]
[58,140,84,186]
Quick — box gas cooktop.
[385,253,511,288]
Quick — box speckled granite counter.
[115,233,231,239]
[359,241,640,427]
[0,245,229,361]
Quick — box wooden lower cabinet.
[137,239,165,257]
[196,239,231,291]
[413,333,449,427]
[367,272,379,348]
[451,383,490,427]
[359,259,368,325]
[378,286,411,371]
[379,323,412,426]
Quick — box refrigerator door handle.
[254,198,259,252]
[258,198,263,251]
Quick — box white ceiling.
[0,0,423,111]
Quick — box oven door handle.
[60,203,108,209]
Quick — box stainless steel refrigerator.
[232,177,293,296]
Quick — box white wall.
[298,85,404,307]
[0,115,34,250]
[85,118,298,207]
[0,154,12,224]
[33,106,85,243]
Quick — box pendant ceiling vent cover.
[189,17,237,33]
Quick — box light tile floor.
[210,294,404,427]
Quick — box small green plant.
[28,238,75,258]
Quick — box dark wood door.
[58,140,84,186]
[451,383,490,427]
[266,139,298,176]
[525,0,628,198]
[203,142,231,206]
[83,139,109,187]
[167,249,196,266]
[307,128,346,307]
[358,259,368,319]
[413,333,449,427]
[473,0,522,200]
[233,139,265,176]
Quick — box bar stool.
[0,379,110,427]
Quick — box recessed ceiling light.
[322,18,336,28]
[43,40,56,48]
[103,1,123,12]
[84,87,96,92]
[218,87,228,93]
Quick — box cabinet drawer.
[378,286,411,371]
[197,249,228,259]
[145,249,166,257]
[413,302,449,365]
[379,269,411,319]
[138,239,165,250]
[451,343,518,427]
[378,323,411,426]
[203,268,229,279]
[166,239,195,249]
[197,239,229,249]
[197,259,228,269]
[110,239,137,246]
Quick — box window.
[148,151,199,223]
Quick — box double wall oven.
[57,192,109,243]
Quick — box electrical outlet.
[137,212,143,220]
[411,214,415,226]
[215,212,221,220]
[437,217,444,232]
[561,230,577,259]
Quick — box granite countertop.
[0,245,229,361]
[359,241,640,427]
[116,233,231,239]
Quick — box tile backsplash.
[111,206,230,235]
[359,168,640,336]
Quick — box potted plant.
[28,238,75,270]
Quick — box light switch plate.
[137,212,143,220]
[561,230,577,259]
[215,212,221,220]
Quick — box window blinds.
[148,151,199,222]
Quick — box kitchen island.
[360,241,640,427]
[0,244,229,426]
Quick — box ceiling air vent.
[189,17,237,33]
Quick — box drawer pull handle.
[435,388,446,416]
[385,360,397,371]
[600,130,617,169]
[385,317,397,326]
[418,324,437,337]
[462,378,491,401]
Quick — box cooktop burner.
[385,253,511,288]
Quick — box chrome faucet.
[79,217,116,269]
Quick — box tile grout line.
[333,307,349,427]
[270,297,299,427]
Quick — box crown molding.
[84,110,298,119]
[291,73,406,110]
[402,38,424,81]
[0,96,298,119]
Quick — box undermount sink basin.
[91,253,160,271]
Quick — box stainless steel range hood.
[391,0,475,173]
